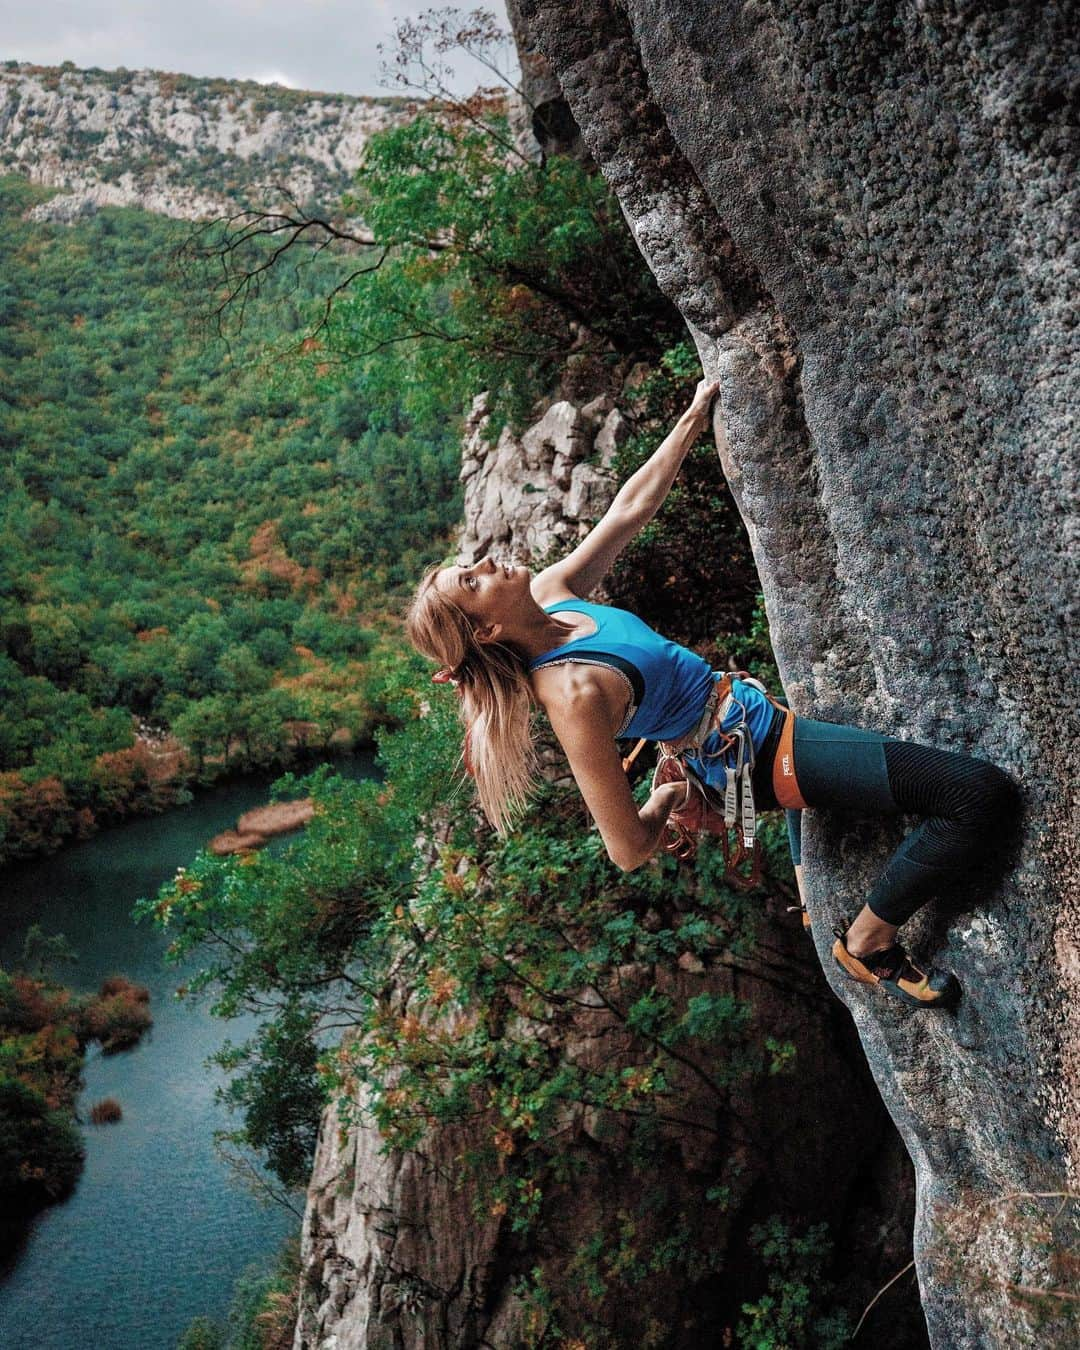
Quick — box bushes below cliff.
[0,937,152,1240]
[145,653,869,1345]
[177,1236,301,1350]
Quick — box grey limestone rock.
[505,0,586,161]
[457,394,615,566]
[516,1,1079,1344]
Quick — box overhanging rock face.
[517,1,1079,1343]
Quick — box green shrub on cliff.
[737,1219,851,1349]
[303,108,679,436]
[177,1235,301,1350]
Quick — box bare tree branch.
[214,1138,307,1219]
[851,1260,916,1340]
[378,9,531,167]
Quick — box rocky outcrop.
[515,2,1079,1344]
[0,62,403,220]
[504,0,585,161]
[457,393,627,567]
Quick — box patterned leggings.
[751,713,1017,926]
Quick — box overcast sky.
[4,2,511,98]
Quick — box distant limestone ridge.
[0,59,408,221]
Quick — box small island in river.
[208,798,315,855]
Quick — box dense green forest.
[0,173,461,861]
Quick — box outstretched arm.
[532,377,721,603]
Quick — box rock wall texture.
[294,392,926,1348]
[457,392,628,567]
[514,2,1079,1345]
[0,63,402,221]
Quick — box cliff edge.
[515,1,1078,1343]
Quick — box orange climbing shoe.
[832,926,960,1008]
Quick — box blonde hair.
[405,564,538,834]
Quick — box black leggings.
[752,712,1017,926]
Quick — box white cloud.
[239,70,300,88]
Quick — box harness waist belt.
[765,696,808,810]
[658,674,735,757]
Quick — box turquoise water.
[0,756,374,1349]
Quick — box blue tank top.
[529,599,774,749]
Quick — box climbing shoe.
[831,926,960,1008]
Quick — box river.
[0,755,375,1350]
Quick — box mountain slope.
[0,60,404,221]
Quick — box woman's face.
[434,555,530,626]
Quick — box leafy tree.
[268,107,678,438]
[20,924,78,978]
[187,11,678,439]
[215,1002,322,1191]
[737,1219,852,1349]
[171,696,235,775]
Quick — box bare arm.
[532,377,721,604]
[541,666,686,871]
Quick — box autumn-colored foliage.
[0,773,75,859]
[81,977,153,1054]
[0,957,152,1222]
[241,521,321,595]
[0,741,191,864]
[89,1097,123,1124]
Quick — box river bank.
[0,965,153,1251]
[0,752,374,1350]
[0,727,377,870]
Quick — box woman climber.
[406,377,1016,1008]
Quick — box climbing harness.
[629,673,807,888]
[653,671,762,886]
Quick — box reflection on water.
[0,756,374,1350]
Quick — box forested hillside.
[0,173,461,860]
